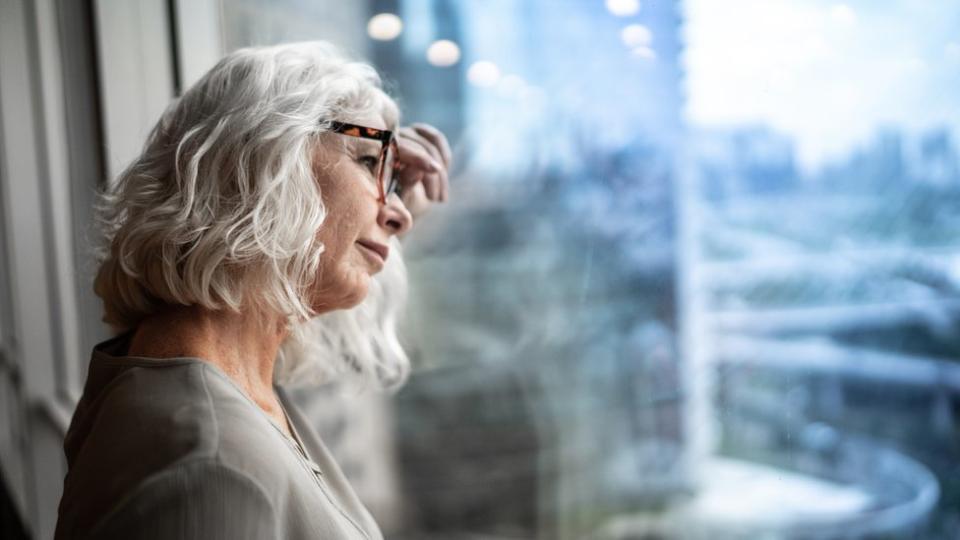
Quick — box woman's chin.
[349,271,372,303]
[311,274,369,313]
[341,286,369,309]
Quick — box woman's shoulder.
[58,337,384,539]
[57,347,299,537]
[60,456,279,540]
[68,353,269,460]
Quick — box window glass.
[221,1,960,537]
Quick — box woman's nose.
[378,193,413,236]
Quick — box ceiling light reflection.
[467,61,501,87]
[622,24,652,48]
[427,40,461,67]
[367,13,402,41]
[606,0,640,17]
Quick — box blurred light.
[621,24,652,48]
[606,0,640,17]
[496,74,526,98]
[467,61,501,87]
[426,40,461,67]
[632,46,656,60]
[367,13,403,41]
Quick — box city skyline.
[682,0,960,172]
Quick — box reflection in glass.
[222,0,960,537]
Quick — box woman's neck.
[127,304,289,410]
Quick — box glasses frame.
[328,120,400,205]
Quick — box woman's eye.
[358,155,379,174]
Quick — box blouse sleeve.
[87,459,278,540]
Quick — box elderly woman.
[54,42,451,539]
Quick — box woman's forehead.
[342,111,389,132]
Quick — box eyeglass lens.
[381,142,399,196]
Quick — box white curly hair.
[93,41,410,391]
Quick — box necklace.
[278,398,325,477]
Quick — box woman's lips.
[356,239,389,264]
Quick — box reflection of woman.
[54,42,451,539]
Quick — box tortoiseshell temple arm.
[328,120,393,144]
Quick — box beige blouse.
[54,333,384,540]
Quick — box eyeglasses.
[328,120,401,205]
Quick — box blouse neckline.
[91,332,322,472]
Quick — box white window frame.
[0,0,223,536]
[0,0,87,536]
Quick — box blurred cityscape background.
[1,0,959,538]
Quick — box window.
[218,1,959,537]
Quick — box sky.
[681,0,960,171]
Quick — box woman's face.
[308,111,412,313]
